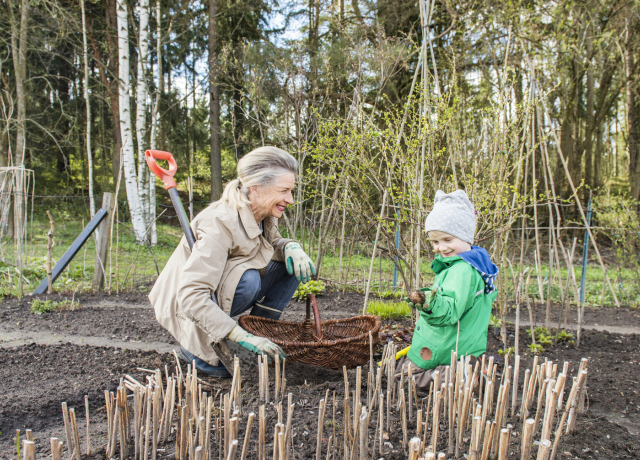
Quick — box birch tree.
[117,0,147,242]
[80,0,95,218]
[148,0,162,246]
[136,0,150,228]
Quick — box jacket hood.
[458,246,499,294]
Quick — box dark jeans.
[229,260,300,319]
[182,260,299,375]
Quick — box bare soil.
[0,291,638,459]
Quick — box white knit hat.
[424,190,476,244]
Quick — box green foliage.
[528,343,545,355]
[293,280,326,301]
[489,314,503,329]
[367,300,412,320]
[498,347,514,357]
[556,330,574,343]
[532,327,553,346]
[30,298,81,314]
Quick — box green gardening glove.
[284,242,316,283]
[228,325,286,363]
[404,287,435,312]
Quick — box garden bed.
[0,291,638,459]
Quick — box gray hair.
[219,146,298,209]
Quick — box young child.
[399,189,499,390]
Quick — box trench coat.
[148,202,294,365]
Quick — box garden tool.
[145,149,259,374]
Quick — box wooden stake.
[23,440,35,460]
[512,355,520,418]
[479,421,496,460]
[379,392,384,455]
[497,428,509,460]
[408,437,421,460]
[275,355,281,402]
[536,439,551,460]
[226,440,238,460]
[51,438,64,460]
[61,402,73,459]
[316,398,327,460]
[521,418,535,460]
[69,408,82,460]
[359,407,369,460]
[400,389,408,452]
[448,383,454,455]
[431,390,441,454]
[240,412,255,460]
[84,395,91,456]
[541,388,558,441]
[468,416,482,460]
[259,405,265,460]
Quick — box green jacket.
[408,255,498,370]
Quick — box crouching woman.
[149,146,315,378]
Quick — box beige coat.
[149,202,293,365]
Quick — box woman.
[149,146,315,377]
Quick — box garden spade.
[145,149,259,375]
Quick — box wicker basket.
[239,294,381,369]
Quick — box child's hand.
[404,287,435,312]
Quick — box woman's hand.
[284,242,316,283]
[228,325,286,363]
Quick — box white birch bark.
[148,0,161,246]
[117,0,146,242]
[80,0,95,218]
[136,0,150,229]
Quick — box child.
[399,189,499,390]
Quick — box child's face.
[428,231,471,257]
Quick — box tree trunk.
[117,0,146,242]
[136,0,150,229]
[148,0,162,246]
[81,0,96,218]
[626,18,640,200]
[209,0,223,200]
[9,0,28,167]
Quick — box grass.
[30,298,81,314]
[366,299,412,320]
[2,211,639,307]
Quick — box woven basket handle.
[305,294,323,340]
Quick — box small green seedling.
[529,343,545,355]
[293,280,326,301]
[498,347,514,357]
[30,298,81,314]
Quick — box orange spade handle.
[145,149,178,190]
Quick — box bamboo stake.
[512,355,520,418]
[83,395,91,456]
[61,402,73,459]
[69,408,82,460]
[497,428,510,460]
[408,437,421,460]
[541,388,558,441]
[226,440,238,460]
[431,390,441,454]
[447,382,454,455]
[259,405,265,460]
[238,412,255,460]
[275,355,281,403]
[51,438,64,460]
[536,440,551,460]
[400,389,408,452]
[468,416,482,460]
[379,392,384,455]
[521,418,535,460]
[316,398,327,460]
[23,440,35,460]
[550,371,586,460]
[479,421,496,460]
[359,408,369,460]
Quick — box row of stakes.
[16,345,589,460]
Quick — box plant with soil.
[293,280,325,301]
[30,298,80,314]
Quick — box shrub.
[529,343,545,355]
[293,280,326,301]
[367,300,412,320]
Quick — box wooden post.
[93,192,116,289]
[46,210,54,294]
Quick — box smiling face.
[249,171,296,222]
[428,231,471,257]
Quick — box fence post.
[92,192,115,290]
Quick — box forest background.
[2,0,640,316]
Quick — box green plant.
[367,300,412,320]
[30,298,81,314]
[293,280,326,301]
[528,343,545,355]
[556,330,574,343]
[498,347,514,357]
[489,314,503,329]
